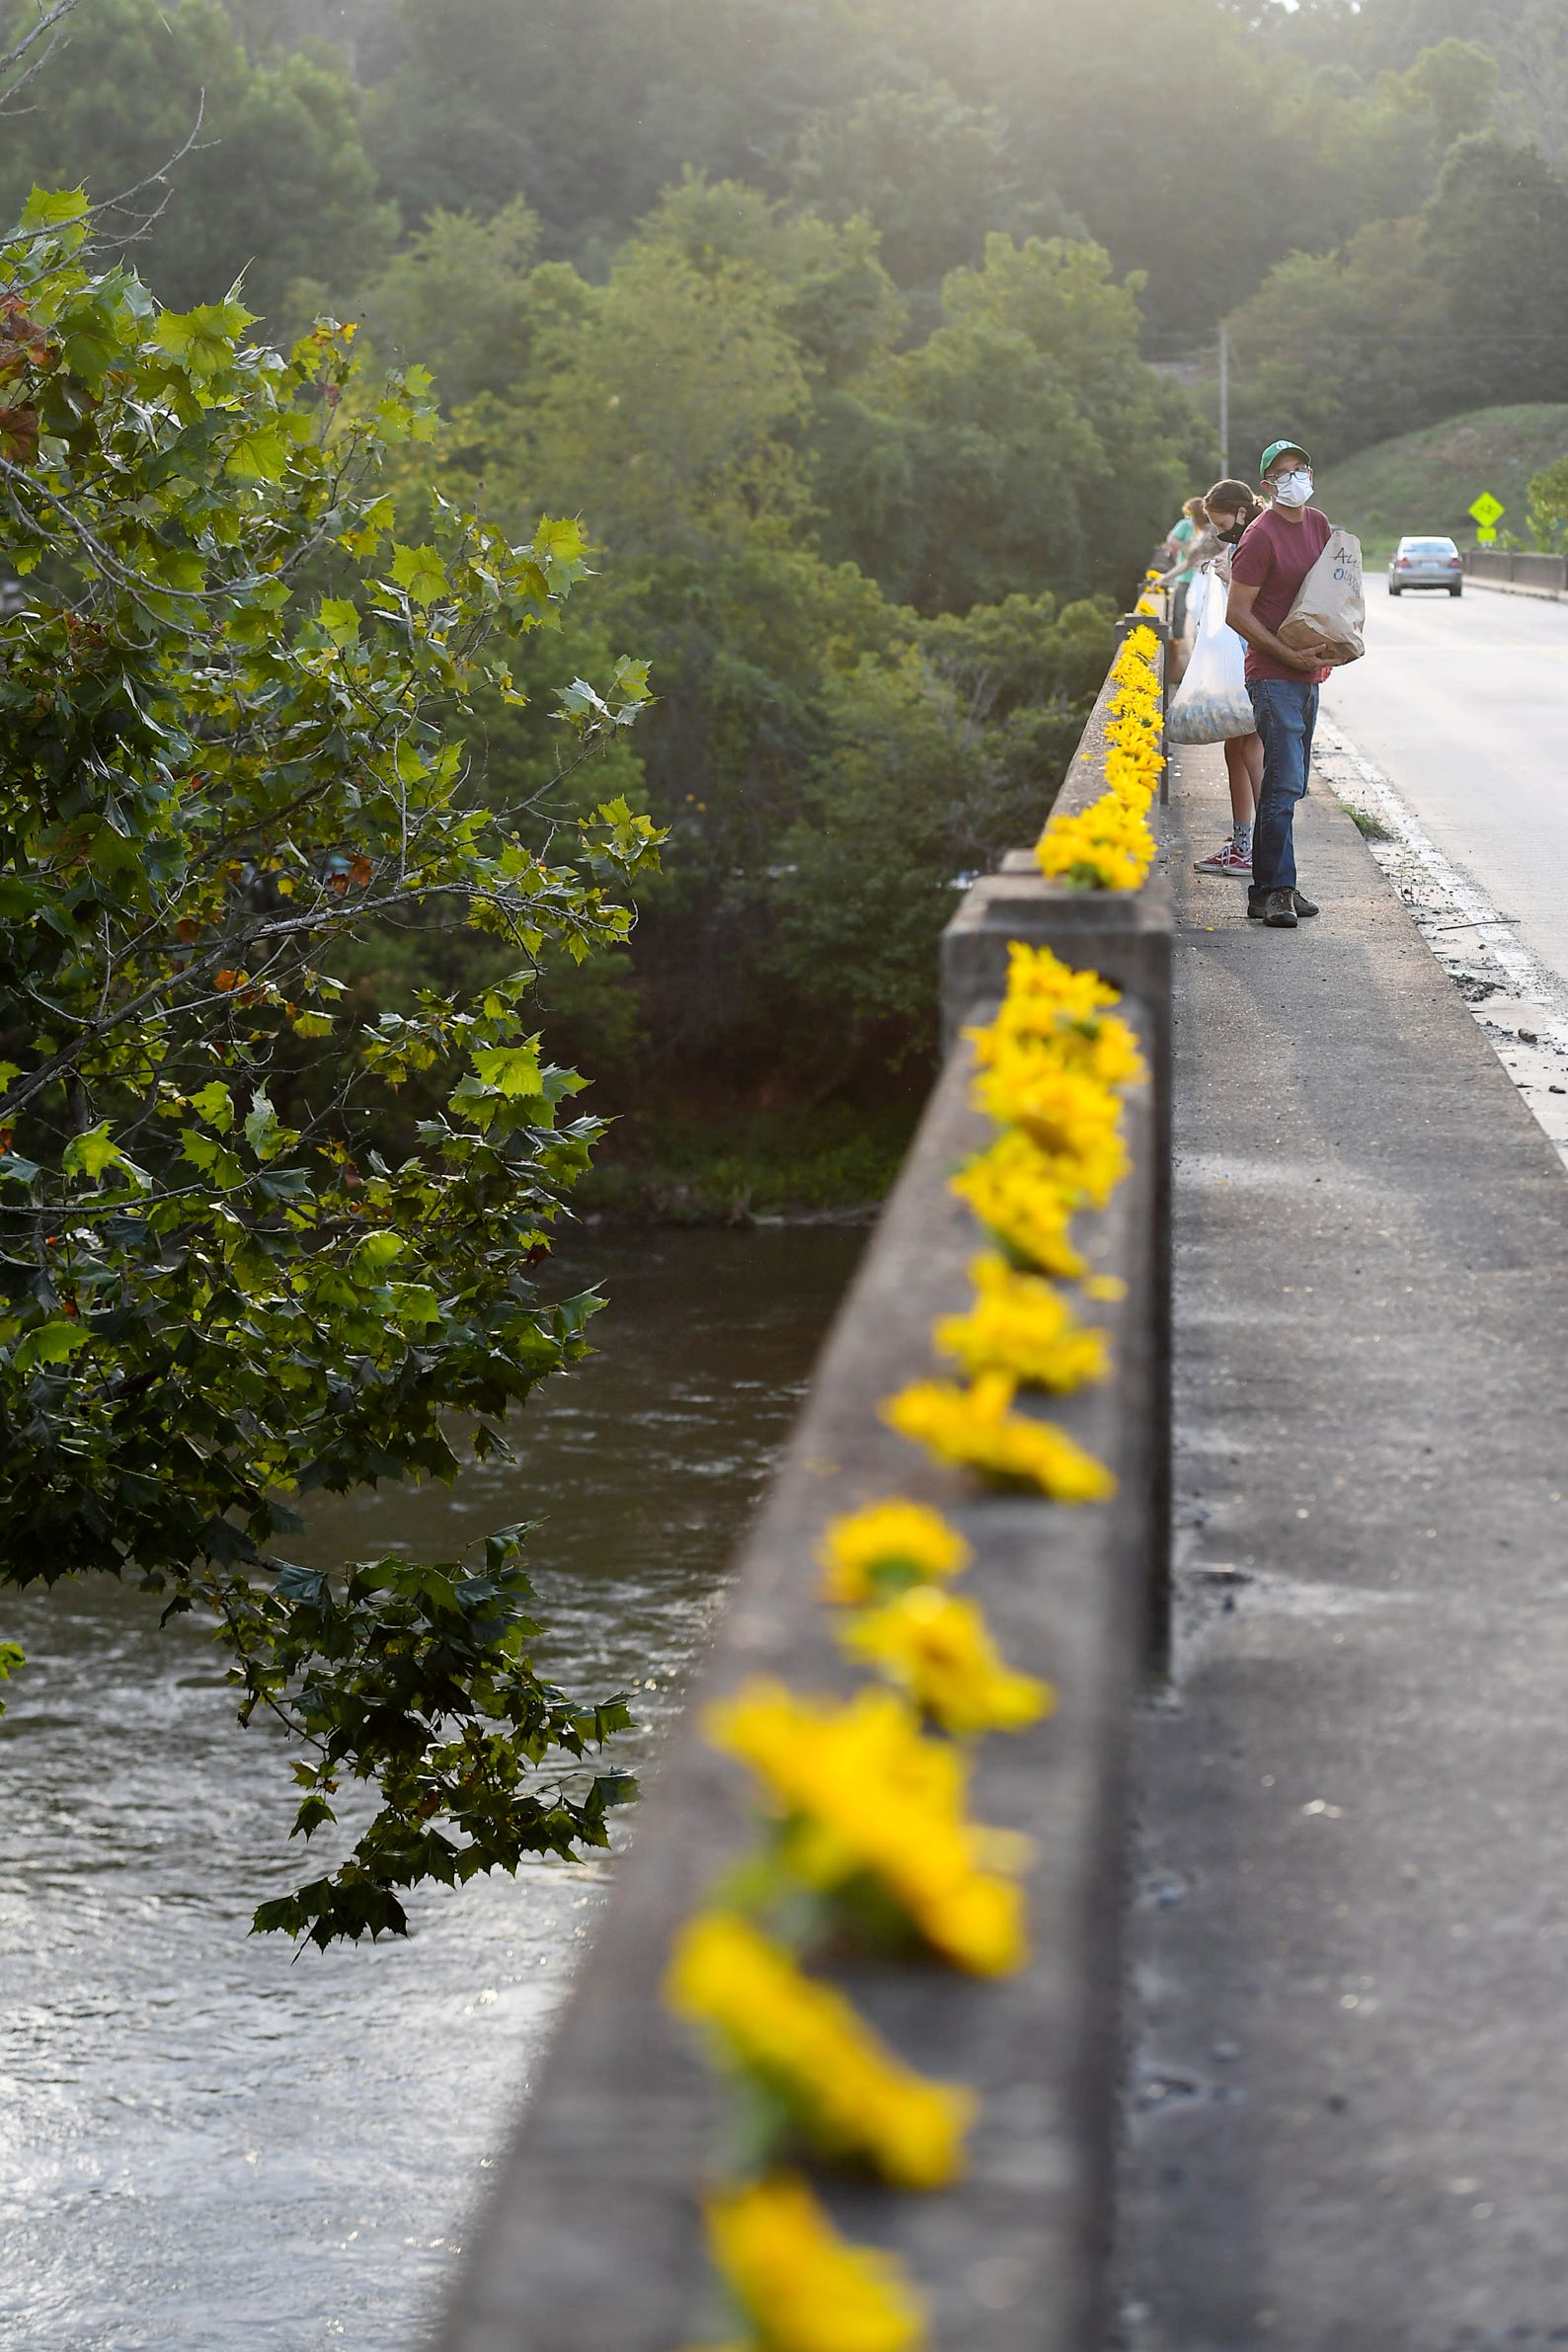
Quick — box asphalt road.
[1323,579,1568,1001]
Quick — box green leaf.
[226,424,291,485]
[470,1044,543,1097]
[20,186,90,231]
[353,1231,406,1276]
[62,1122,122,1181]
[534,515,588,567]
[191,1080,234,1132]
[340,493,394,561]
[155,299,257,380]
[151,549,206,592]
[243,1089,277,1156]
[292,1793,338,1841]
[318,596,359,645]
[182,1128,244,1187]
[389,1282,440,1329]
[14,1317,90,1372]
[389,543,449,607]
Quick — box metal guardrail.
[1464,548,1568,591]
[433,615,1175,2352]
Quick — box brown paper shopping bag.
[1280,528,1365,666]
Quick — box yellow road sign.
[1469,492,1505,528]
[1477,526,1498,544]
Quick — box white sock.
[1233,821,1253,856]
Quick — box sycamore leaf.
[155,300,257,381]
[389,1282,440,1330]
[353,1231,405,1277]
[556,676,609,724]
[340,493,394,562]
[292,1793,337,1841]
[389,543,448,606]
[182,1129,245,1187]
[62,1122,123,1182]
[470,1044,543,1096]
[318,596,359,646]
[20,186,89,231]
[608,655,654,706]
[191,1079,234,1132]
[14,1317,90,1372]
[534,515,588,567]
[226,423,291,484]
[243,1090,278,1157]
[152,549,206,592]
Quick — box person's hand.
[1282,642,1327,674]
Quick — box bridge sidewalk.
[1114,741,1568,2348]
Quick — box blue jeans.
[1247,676,1318,895]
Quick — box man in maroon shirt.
[1226,439,1332,931]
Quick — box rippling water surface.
[0,1226,861,2352]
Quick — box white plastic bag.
[1166,568,1255,744]
[1280,527,1365,666]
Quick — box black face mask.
[1216,519,1247,546]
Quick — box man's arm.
[1225,577,1322,674]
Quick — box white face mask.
[1271,467,1313,509]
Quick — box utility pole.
[1218,320,1230,477]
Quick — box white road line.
[1314,715,1568,1168]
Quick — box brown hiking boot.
[1262,888,1297,929]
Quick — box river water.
[0,1226,862,2352]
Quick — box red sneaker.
[1194,840,1252,878]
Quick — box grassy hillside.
[1316,405,1568,560]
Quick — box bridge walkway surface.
[1114,739,1568,2350]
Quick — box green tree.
[1261,40,1499,247]
[759,593,1115,1077]
[317,196,543,410]
[1402,35,1501,146]
[1285,0,1568,175]
[376,188,1171,1103]
[818,234,1213,612]
[1526,451,1568,548]
[365,0,873,254]
[954,0,1294,343]
[1224,215,1452,465]
[786,80,1079,322]
[0,191,659,1945]
[0,0,394,319]
[1421,128,1568,404]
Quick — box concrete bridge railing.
[1464,547,1568,592]
[433,608,1175,2352]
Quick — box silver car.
[1388,534,1462,595]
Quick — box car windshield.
[1402,538,1456,555]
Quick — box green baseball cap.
[1260,439,1311,473]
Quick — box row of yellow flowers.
[665,939,1155,2335]
[1034,602,1165,893]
